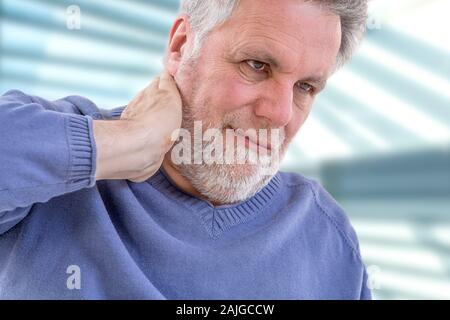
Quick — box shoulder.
[1,89,125,120]
[278,170,363,259]
[1,89,34,104]
[1,89,96,115]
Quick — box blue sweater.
[0,90,371,299]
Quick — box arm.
[360,267,372,300]
[0,71,182,234]
[0,90,97,233]
[0,90,96,213]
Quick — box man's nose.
[253,82,293,128]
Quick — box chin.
[176,160,280,205]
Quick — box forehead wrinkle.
[221,7,339,83]
[229,18,335,73]
[230,31,304,72]
[233,19,306,52]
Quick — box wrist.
[93,119,134,180]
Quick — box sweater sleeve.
[360,267,372,300]
[305,177,373,300]
[0,90,99,234]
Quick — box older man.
[0,0,370,299]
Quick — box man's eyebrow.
[231,47,328,87]
[299,76,327,87]
[231,47,281,69]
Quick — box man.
[0,0,370,299]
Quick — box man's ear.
[166,16,191,76]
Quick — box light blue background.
[1,0,449,299]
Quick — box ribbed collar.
[147,168,282,239]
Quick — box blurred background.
[0,0,449,299]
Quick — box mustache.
[180,103,287,150]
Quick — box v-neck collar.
[147,168,282,239]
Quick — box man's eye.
[296,82,314,93]
[246,60,267,72]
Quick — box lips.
[226,126,272,151]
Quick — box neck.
[161,153,218,204]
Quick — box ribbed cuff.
[65,114,97,190]
[102,106,125,120]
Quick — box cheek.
[212,72,256,112]
[285,106,311,142]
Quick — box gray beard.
[171,115,284,204]
[173,147,280,205]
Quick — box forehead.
[216,0,342,77]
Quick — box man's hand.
[93,71,182,182]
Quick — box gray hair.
[178,0,368,68]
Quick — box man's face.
[170,0,342,204]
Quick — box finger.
[158,70,175,90]
[129,170,153,183]
[129,156,165,183]
[145,76,160,92]
[129,168,157,183]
